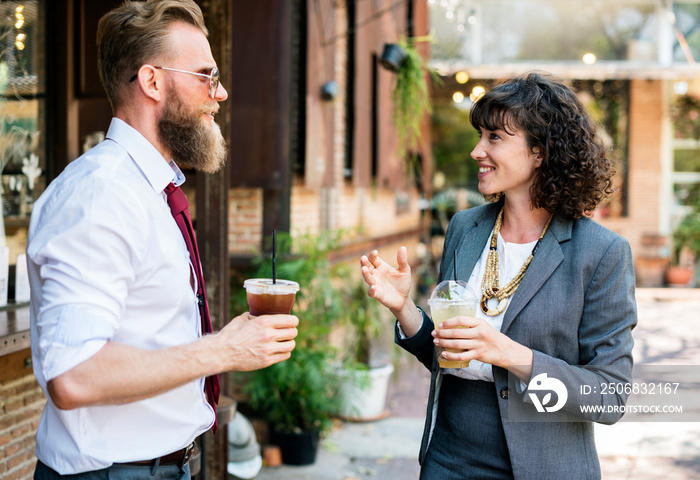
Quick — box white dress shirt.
[27,118,214,475]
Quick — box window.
[671,83,700,227]
[1,0,45,223]
[0,0,45,304]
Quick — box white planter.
[338,363,394,421]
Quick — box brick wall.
[290,183,422,240]
[290,186,322,237]
[0,373,44,480]
[228,188,263,256]
[226,0,424,259]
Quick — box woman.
[360,72,637,479]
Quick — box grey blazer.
[396,200,637,480]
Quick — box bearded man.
[26,1,298,479]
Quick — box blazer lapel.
[500,215,572,333]
[453,202,501,282]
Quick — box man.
[27,1,298,478]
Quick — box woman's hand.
[360,247,412,312]
[360,246,422,336]
[433,315,534,381]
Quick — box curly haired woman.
[360,72,637,479]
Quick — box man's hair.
[470,71,615,220]
[96,0,207,112]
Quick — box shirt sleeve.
[28,175,147,381]
[395,306,435,371]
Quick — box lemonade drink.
[430,300,476,368]
[427,280,477,369]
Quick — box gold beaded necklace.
[480,207,553,316]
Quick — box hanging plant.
[388,36,441,160]
[672,94,700,140]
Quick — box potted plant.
[234,231,347,465]
[386,36,440,162]
[380,42,407,73]
[336,277,395,421]
[668,196,700,286]
[243,346,342,465]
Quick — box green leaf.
[392,36,442,160]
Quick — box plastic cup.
[427,280,478,369]
[244,278,300,316]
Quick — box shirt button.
[500,387,510,399]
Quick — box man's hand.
[46,313,298,410]
[215,312,298,371]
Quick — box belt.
[117,442,197,468]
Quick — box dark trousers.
[34,460,191,480]
[420,375,514,480]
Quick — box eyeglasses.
[129,66,220,99]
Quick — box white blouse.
[446,230,537,382]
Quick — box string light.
[582,53,597,64]
[453,91,465,103]
[455,71,469,84]
[15,33,26,51]
[15,5,25,28]
[674,81,689,95]
[470,86,485,102]
[15,4,26,50]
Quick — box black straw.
[272,230,277,284]
[453,250,457,281]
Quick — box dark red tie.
[164,183,221,434]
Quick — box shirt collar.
[168,160,186,187]
[105,118,187,194]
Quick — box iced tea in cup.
[244,279,300,316]
[428,280,477,369]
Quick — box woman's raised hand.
[360,246,412,314]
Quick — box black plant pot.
[275,430,320,466]
[380,43,407,72]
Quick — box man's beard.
[157,88,227,174]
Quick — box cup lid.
[243,278,300,294]
[428,280,477,303]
